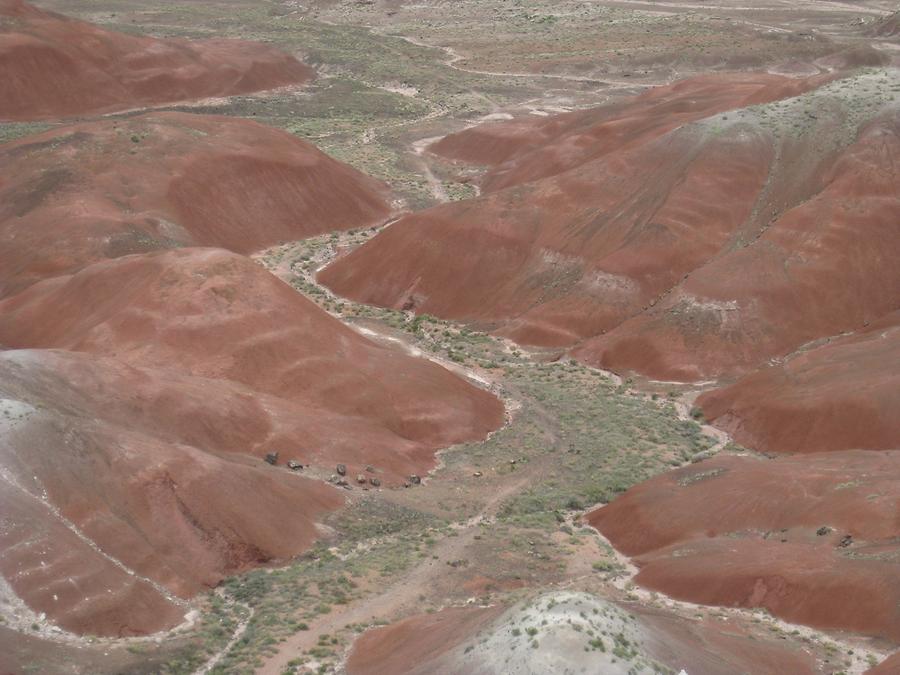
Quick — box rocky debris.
[816,526,832,536]
[690,449,717,463]
[288,460,303,470]
[336,463,347,476]
[265,452,279,465]
[370,477,381,487]
[357,474,367,484]
[329,474,352,490]
[409,474,422,485]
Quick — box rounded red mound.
[576,112,900,382]
[697,311,900,454]
[0,348,344,637]
[322,72,895,358]
[0,247,504,459]
[0,0,314,120]
[0,112,392,298]
[590,451,900,640]
[430,72,828,192]
[0,247,504,637]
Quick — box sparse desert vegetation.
[1,0,898,673]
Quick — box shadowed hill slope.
[575,108,900,381]
[429,72,830,191]
[696,311,900,455]
[0,348,345,637]
[0,0,313,120]
[323,72,898,364]
[0,112,392,298]
[0,248,504,637]
[589,451,900,641]
[0,247,504,456]
[321,70,900,455]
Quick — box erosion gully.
[230,218,889,675]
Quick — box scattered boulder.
[370,477,382,487]
[336,464,347,476]
[409,474,422,485]
[473,471,483,477]
[288,460,303,470]
[265,452,279,466]
[366,465,375,473]
[838,534,853,548]
[357,474,367,484]
[690,450,717,463]
[816,526,831,536]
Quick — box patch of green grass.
[0,122,54,145]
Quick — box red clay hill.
[0,112,392,298]
[428,72,829,192]
[0,0,313,120]
[575,110,900,382]
[0,104,502,636]
[321,69,900,455]
[320,73,834,348]
[589,450,900,641]
[0,248,503,460]
[0,250,503,637]
[696,310,900,455]
[0,348,344,636]
[321,75,844,347]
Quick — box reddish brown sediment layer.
[0,0,314,120]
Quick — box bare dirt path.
[256,474,528,675]
[251,234,528,674]
[411,136,449,202]
[195,600,254,675]
[252,226,748,675]
[383,30,658,89]
[603,0,887,16]
[252,232,896,673]
[252,231,534,674]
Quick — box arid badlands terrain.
[0,0,898,673]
